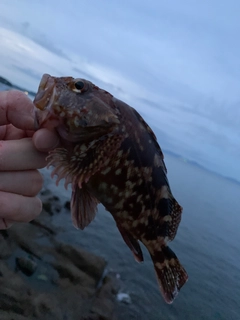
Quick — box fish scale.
[34,73,188,303]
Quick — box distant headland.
[0,75,36,96]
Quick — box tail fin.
[149,245,188,303]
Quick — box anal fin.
[117,224,143,263]
[71,184,99,230]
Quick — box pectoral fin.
[47,133,124,189]
[71,133,124,188]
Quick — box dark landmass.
[12,84,36,97]
[0,75,36,96]
[220,175,240,186]
[0,187,122,320]
[0,76,12,87]
[163,148,240,186]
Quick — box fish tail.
[148,244,188,303]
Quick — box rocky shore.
[0,188,122,320]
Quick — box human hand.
[0,90,59,229]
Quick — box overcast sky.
[0,0,239,181]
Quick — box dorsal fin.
[130,107,167,173]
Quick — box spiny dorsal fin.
[130,107,167,173]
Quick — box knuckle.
[25,197,42,222]
[30,170,44,195]
[34,197,43,216]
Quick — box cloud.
[20,21,71,60]
[0,0,239,181]
[12,65,42,81]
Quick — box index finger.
[0,90,35,130]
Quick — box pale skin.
[0,90,59,229]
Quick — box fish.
[34,73,188,303]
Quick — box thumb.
[33,128,59,152]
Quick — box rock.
[0,230,9,239]
[52,258,96,288]
[42,201,53,215]
[0,234,12,259]
[0,288,27,315]
[16,257,38,276]
[40,189,51,196]
[116,292,132,304]
[29,219,56,235]
[41,192,61,215]
[0,312,30,320]
[42,198,61,215]
[51,195,60,202]
[55,243,107,283]
[10,227,42,259]
[91,297,117,320]
[99,274,120,297]
[64,200,71,210]
[36,274,48,281]
[32,293,63,319]
[0,261,29,290]
[0,187,123,320]
[0,262,34,317]
[54,204,62,213]
[91,275,120,320]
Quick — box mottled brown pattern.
[34,74,188,303]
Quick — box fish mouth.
[33,74,59,130]
[34,74,55,110]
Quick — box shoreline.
[0,186,122,320]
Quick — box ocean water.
[42,154,240,320]
[1,84,239,319]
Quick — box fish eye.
[73,79,89,93]
[74,81,85,90]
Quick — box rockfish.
[34,74,188,303]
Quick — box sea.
[1,83,240,320]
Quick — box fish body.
[34,74,188,303]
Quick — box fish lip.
[33,74,55,111]
[33,74,57,129]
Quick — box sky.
[0,0,239,181]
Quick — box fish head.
[34,74,120,142]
